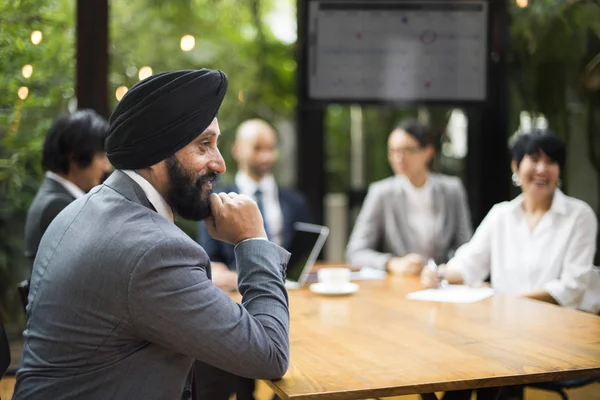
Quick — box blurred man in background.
[24,109,111,266]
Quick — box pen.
[426,258,448,288]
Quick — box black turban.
[105,69,228,169]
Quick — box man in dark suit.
[198,118,311,291]
[24,109,111,265]
[196,119,310,400]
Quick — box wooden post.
[76,0,109,118]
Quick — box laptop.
[284,222,330,290]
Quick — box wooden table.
[255,273,600,399]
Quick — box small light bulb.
[31,30,43,45]
[18,86,29,100]
[115,86,128,101]
[180,35,195,51]
[138,66,153,80]
[22,64,33,78]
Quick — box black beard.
[164,155,219,221]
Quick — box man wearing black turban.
[13,69,291,400]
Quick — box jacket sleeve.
[197,221,236,270]
[345,184,391,270]
[127,238,291,380]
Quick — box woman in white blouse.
[421,130,598,308]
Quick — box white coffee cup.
[317,267,351,288]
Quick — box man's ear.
[425,144,435,162]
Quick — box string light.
[31,30,42,45]
[115,86,128,101]
[18,87,29,100]
[22,64,33,78]
[138,66,153,80]
[516,0,528,8]
[180,35,195,51]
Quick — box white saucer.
[309,282,359,296]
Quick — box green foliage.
[509,0,600,137]
[0,0,75,322]
[0,0,75,208]
[109,0,296,178]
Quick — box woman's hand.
[386,254,424,276]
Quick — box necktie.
[254,188,270,239]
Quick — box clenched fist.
[204,192,267,245]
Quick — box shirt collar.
[509,188,567,216]
[121,170,174,222]
[45,171,86,199]
[235,171,277,196]
[395,174,431,191]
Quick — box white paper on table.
[406,285,494,303]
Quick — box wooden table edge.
[263,367,600,400]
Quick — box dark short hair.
[394,119,433,148]
[510,129,566,170]
[42,109,109,174]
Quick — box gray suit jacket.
[346,173,473,269]
[24,176,75,263]
[13,170,291,400]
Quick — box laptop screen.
[285,223,329,285]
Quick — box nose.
[259,149,276,163]
[535,161,548,173]
[209,148,226,174]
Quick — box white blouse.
[447,189,597,308]
[398,176,437,259]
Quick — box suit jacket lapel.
[42,176,76,200]
[103,170,156,212]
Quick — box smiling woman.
[421,129,599,313]
[510,131,565,228]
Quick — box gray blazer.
[24,176,75,263]
[346,173,473,269]
[13,170,291,400]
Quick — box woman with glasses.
[345,119,473,275]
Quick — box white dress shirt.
[447,189,598,308]
[45,171,85,199]
[235,172,284,246]
[122,170,174,222]
[398,175,436,259]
